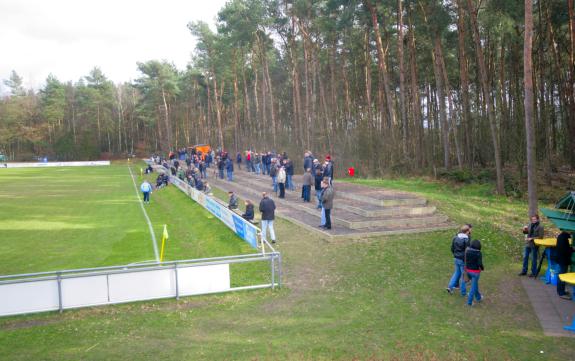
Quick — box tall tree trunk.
[457,0,472,166]
[432,36,450,169]
[211,73,224,150]
[263,48,277,148]
[397,0,408,158]
[161,87,172,150]
[408,7,423,168]
[439,43,463,169]
[466,0,505,194]
[524,0,538,215]
[364,0,397,128]
[116,86,123,153]
[568,0,575,167]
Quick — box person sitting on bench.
[228,191,239,210]
[242,200,254,222]
[156,174,164,189]
[203,182,212,195]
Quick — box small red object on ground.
[348,167,355,177]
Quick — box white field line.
[128,166,160,262]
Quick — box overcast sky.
[0,0,227,92]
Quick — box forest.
[1,0,574,192]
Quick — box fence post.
[57,272,63,313]
[277,253,282,288]
[271,255,275,289]
[175,263,180,300]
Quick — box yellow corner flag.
[160,224,169,262]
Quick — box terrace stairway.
[209,169,453,239]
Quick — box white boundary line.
[128,166,160,262]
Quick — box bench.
[558,273,575,332]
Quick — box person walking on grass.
[446,225,471,296]
[465,239,484,306]
[140,180,153,204]
[519,214,544,277]
[259,192,277,244]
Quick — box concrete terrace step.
[210,176,449,230]
[205,168,454,238]
[236,170,428,207]
[278,207,453,239]
[337,202,436,218]
[336,191,427,207]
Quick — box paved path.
[521,278,575,337]
[209,169,453,239]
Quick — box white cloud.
[0,0,227,90]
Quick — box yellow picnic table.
[534,238,573,247]
[558,273,575,332]
[534,238,573,283]
[559,272,575,285]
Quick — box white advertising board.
[2,161,110,168]
[0,280,60,316]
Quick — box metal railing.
[0,252,281,317]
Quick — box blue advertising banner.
[163,170,259,249]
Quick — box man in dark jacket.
[302,168,313,202]
[320,180,334,230]
[242,200,255,221]
[323,155,334,185]
[284,159,294,190]
[228,191,239,210]
[554,231,573,299]
[446,225,471,295]
[236,152,242,170]
[217,157,225,179]
[226,157,234,181]
[259,192,276,243]
[303,152,314,172]
[519,214,544,277]
[313,159,323,209]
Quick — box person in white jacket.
[140,180,153,204]
[277,166,286,198]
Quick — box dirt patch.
[1,318,61,331]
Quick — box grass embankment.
[0,175,573,360]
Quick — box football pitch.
[0,162,259,276]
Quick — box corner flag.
[160,224,169,262]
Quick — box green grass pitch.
[0,162,260,276]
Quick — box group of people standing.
[518,215,573,300]
[446,215,574,307]
[230,149,336,241]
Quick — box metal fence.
[0,251,281,317]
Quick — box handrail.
[0,252,278,282]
